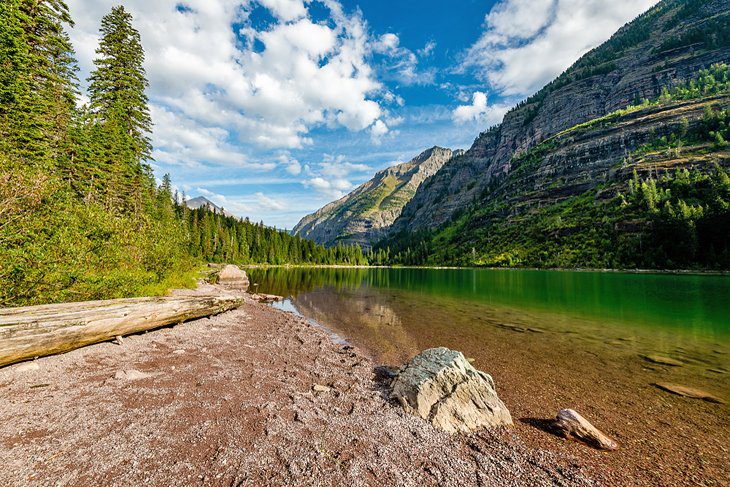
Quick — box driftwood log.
[0,294,243,368]
[553,409,618,450]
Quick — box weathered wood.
[0,293,243,368]
[553,409,618,450]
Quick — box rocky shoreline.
[0,291,605,486]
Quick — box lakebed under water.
[249,267,729,483]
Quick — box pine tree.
[87,5,152,205]
[0,0,78,163]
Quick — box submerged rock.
[390,347,512,433]
[653,383,724,404]
[552,409,618,450]
[640,354,683,367]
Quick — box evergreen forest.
[0,2,366,306]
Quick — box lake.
[249,267,730,481]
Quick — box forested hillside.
[380,65,730,268]
[377,0,730,270]
[0,1,365,307]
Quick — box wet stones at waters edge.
[552,409,619,451]
[217,265,250,290]
[254,294,284,303]
[653,383,724,404]
[390,347,513,433]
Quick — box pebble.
[114,369,152,381]
[312,384,331,393]
[14,362,40,373]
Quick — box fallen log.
[0,293,243,368]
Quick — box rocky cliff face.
[391,0,730,234]
[293,147,455,248]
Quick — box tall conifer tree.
[87,5,152,202]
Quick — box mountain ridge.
[293,0,730,269]
[186,196,239,219]
[293,146,458,248]
[390,0,730,236]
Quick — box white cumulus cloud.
[462,0,660,96]
[66,0,386,168]
[452,92,510,125]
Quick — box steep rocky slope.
[390,0,730,235]
[371,0,730,269]
[293,147,457,248]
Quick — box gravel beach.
[0,292,601,486]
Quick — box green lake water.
[250,267,730,346]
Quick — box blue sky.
[66,0,659,228]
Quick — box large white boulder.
[217,265,249,290]
[390,347,512,433]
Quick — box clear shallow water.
[251,267,730,480]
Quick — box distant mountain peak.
[186,196,238,219]
[293,147,460,249]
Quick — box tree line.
[0,1,366,306]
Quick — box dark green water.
[249,267,730,343]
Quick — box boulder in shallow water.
[553,409,618,450]
[390,347,512,433]
[217,265,249,290]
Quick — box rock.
[114,369,151,381]
[172,349,185,355]
[653,383,724,404]
[640,354,683,367]
[113,335,124,346]
[498,324,527,333]
[373,365,398,380]
[390,347,512,433]
[312,384,331,393]
[258,294,284,303]
[14,362,40,372]
[217,265,249,290]
[553,409,618,450]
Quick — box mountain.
[376,0,730,269]
[293,147,458,248]
[186,196,238,219]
